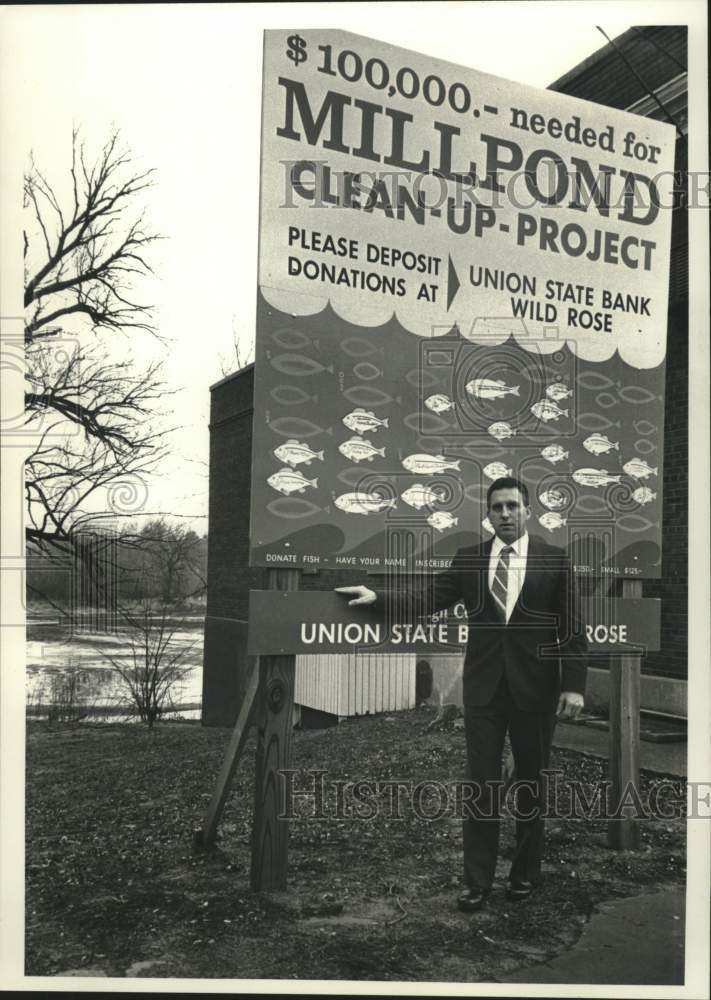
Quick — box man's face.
[487,487,531,543]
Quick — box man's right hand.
[335,585,377,607]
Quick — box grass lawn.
[25,707,685,981]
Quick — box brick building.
[550,26,688,713]
[203,27,688,726]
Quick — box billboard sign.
[250,30,675,577]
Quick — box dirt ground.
[25,708,686,982]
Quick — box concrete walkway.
[500,888,685,985]
[494,723,687,985]
[554,719,687,777]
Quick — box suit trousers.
[462,673,557,889]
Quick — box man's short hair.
[486,476,530,508]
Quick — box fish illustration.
[632,486,657,505]
[406,368,440,389]
[546,383,572,401]
[337,466,368,488]
[539,488,567,510]
[572,468,622,487]
[481,517,495,535]
[577,413,620,432]
[334,492,397,515]
[353,362,383,381]
[576,371,616,391]
[616,514,657,533]
[483,462,513,481]
[403,411,451,434]
[401,454,461,475]
[267,467,318,496]
[342,409,389,434]
[266,497,324,519]
[623,458,658,479]
[401,484,445,510]
[271,328,320,351]
[341,337,384,358]
[424,394,455,414]
[465,378,520,399]
[541,444,569,464]
[269,416,332,438]
[427,511,459,533]
[343,385,401,408]
[539,512,567,532]
[595,392,618,410]
[270,385,318,407]
[634,439,657,455]
[531,399,568,422]
[273,439,324,468]
[338,436,386,463]
[488,422,515,441]
[576,495,609,515]
[618,385,657,405]
[583,434,619,456]
[270,353,334,378]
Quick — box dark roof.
[210,362,255,392]
[549,26,687,109]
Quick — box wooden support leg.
[250,567,300,891]
[608,579,642,850]
[250,653,295,891]
[195,660,260,849]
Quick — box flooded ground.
[26,609,205,721]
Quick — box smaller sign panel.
[581,596,661,652]
[248,591,661,655]
[248,590,467,655]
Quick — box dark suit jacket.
[376,534,588,713]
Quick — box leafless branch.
[24,128,161,346]
[23,129,172,553]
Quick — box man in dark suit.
[336,476,588,912]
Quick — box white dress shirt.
[488,531,529,624]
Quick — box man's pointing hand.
[335,585,377,607]
[556,691,584,720]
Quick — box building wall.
[296,653,416,716]
[551,26,688,682]
[202,367,260,725]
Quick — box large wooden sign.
[250,30,675,576]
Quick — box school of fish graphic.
[253,295,664,572]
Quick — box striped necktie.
[491,544,514,623]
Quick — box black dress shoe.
[457,887,489,912]
[506,879,534,900]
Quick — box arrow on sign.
[447,255,460,310]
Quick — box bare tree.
[104,601,197,727]
[23,129,168,554]
[25,345,170,552]
[104,520,205,725]
[24,129,158,346]
[119,519,207,605]
[218,317,255,377]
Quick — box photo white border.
[1,2,708,995]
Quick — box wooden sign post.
[607,578,642,850]
[249,567,299,891]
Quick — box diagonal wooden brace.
[195,660,260,849]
